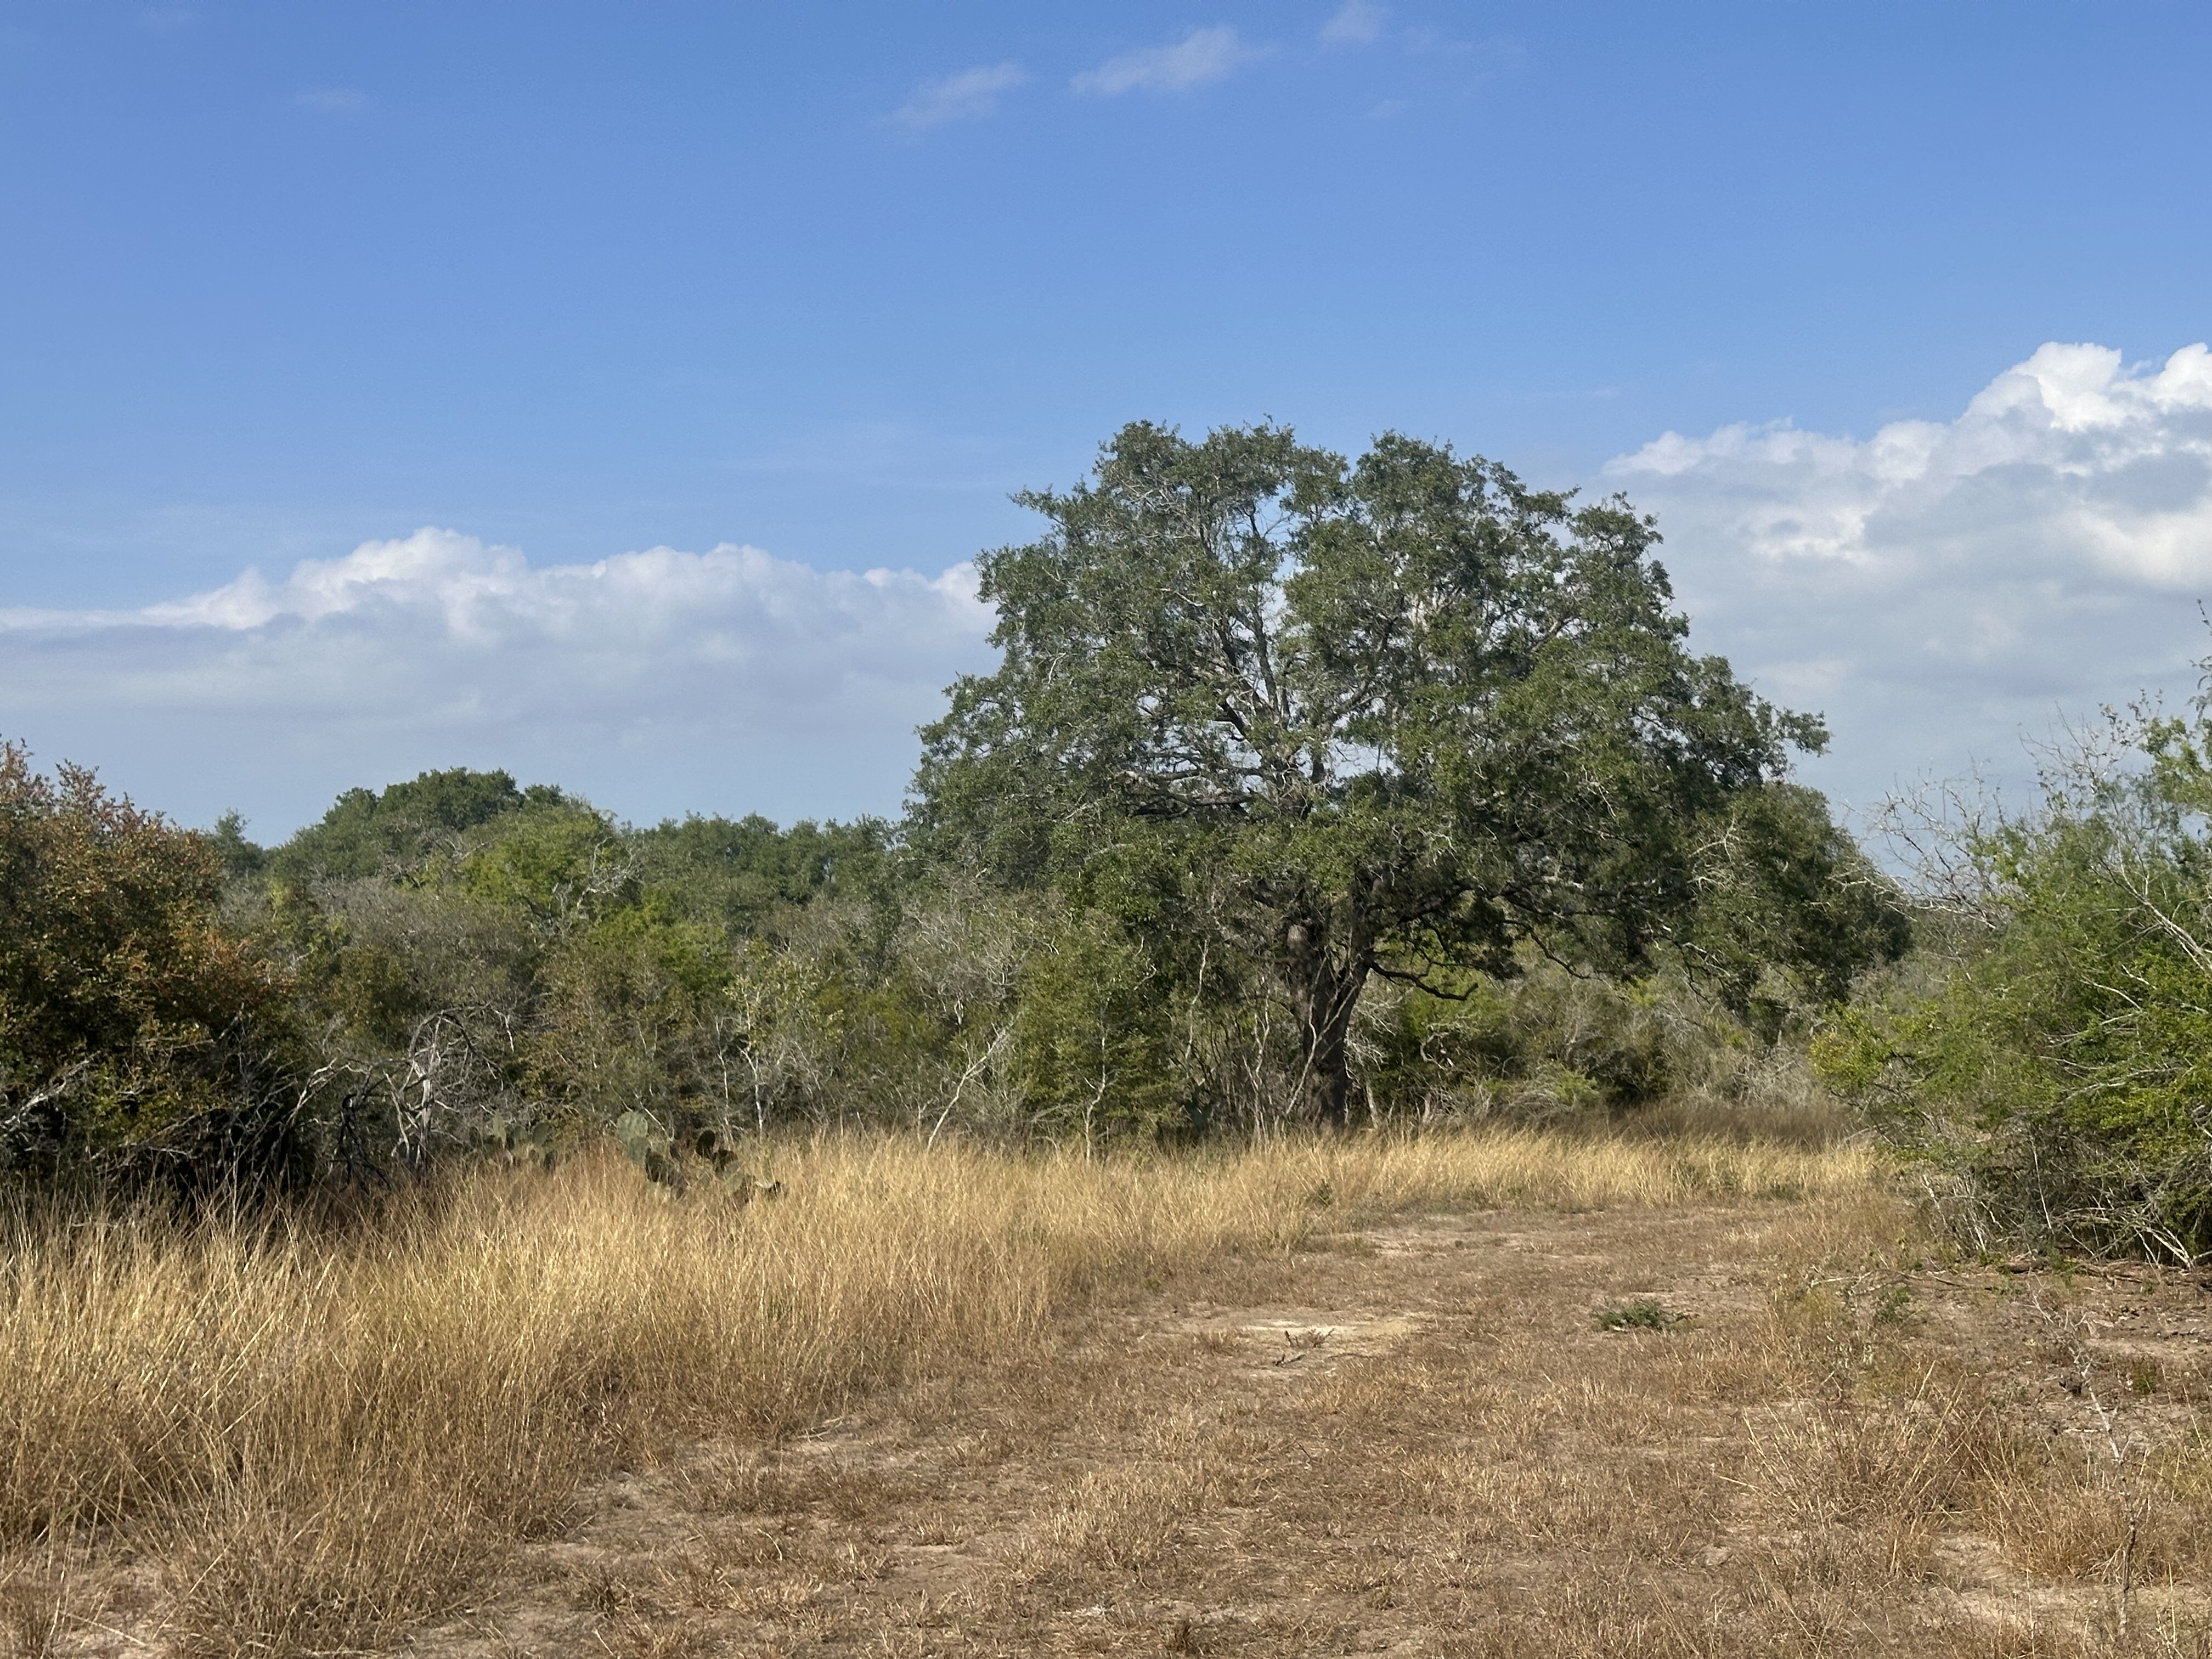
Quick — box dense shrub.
[1816,694,2212,1261]
[0,742,282,1174]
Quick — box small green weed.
[1595,1299,1680,1331]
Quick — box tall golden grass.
[0,1126,1876,1655]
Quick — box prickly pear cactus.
[608,1114,781,1199]
[482,1110,557,1172]
[611,1110,679,1186]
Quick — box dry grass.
[3,1122,2200,1656]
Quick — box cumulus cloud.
[0,531,995,834]
[13,341,2207,839]
[1072,26,1260,96]
[1321,2,1388,46]
[890,62,1028,133]
[1609,342,2212,813]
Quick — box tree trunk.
[1286,921,1362,1129]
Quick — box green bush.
[0,742,284,1174]
[1816,692,2212,1261]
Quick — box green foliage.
[208,810,268,879]
[720,933,846,1130]
[454,798,631,935]
[268,767,566,884]
[1009,903,1180,1144]
[0,733,1885,1186]
[632,814,889,933]
[193,770,906,1175]
[1819,691,2212,1261]
[0,742,283,1171]
[915,420,1866,1123]
[524,897,737,1125]
[1595,1299,1680,1330]
[1675,783,1912,1036]
[1356,963,1670,1121]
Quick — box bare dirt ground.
[370,1192,2212,1659]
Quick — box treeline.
[19,697,2203,1262]
[0,749,1870,1187]
[8,416,2205,1262]
[0,421,1916,1189]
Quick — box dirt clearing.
[12,1138,2210,1657]
[447,1190,2210,1655]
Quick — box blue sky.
[3,2,2210,834]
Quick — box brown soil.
[330,1196,2212,1657]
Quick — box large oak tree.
[913,422,1839,1125]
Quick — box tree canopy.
[913,421,1857,1122]
[270,766,570,884]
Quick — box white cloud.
[1321,2,1388,46]
[0,531,995,834]
[15,342,2207,840]
[294,88,369,115]
[1607,342,2212,813]
[890,63,1028,134]
[1071,26,1260,96]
